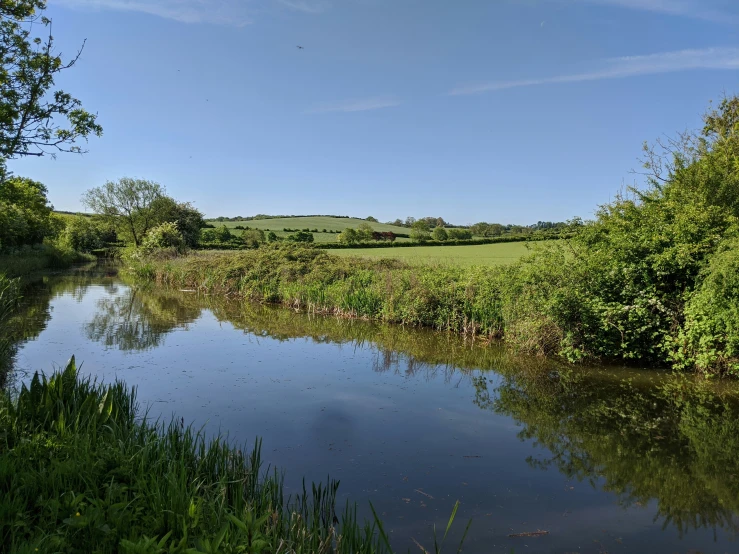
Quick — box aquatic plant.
[0,357,469,553]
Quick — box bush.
[672,239,739,374]
[57,216,105,253]
[286,231,314,243]
[241,228,266,248]
[141,222,185,253]
[432,227,448,242]
[448,228,472,240]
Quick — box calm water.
[6,265,739,553]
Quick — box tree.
[366,216,378,222]
[410,220,430,243]
[404,216,416,228]
[148,196,204,247]
[432,227,448,241]
[286,230,313,243]
[266,231,278,242]
[0,175,53,248]
[435,217,446,228]
[448,228,472,240]
[0,1,102,166]
[356,222,374,241]
[241,228,265,248]
[82,178,163,247]
[57,215,104,252]
[337,228,359,244]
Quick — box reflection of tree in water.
[8,266,739,539]
[473,369,739,537]
[86,288,202,352]
[1,264,121,385]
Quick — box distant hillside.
[205,216,409,243]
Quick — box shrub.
[432,227,448,242]
[286,231,314,243]
[241,228,266,248]
[672,238,739,375]
[141,222,185,252]
[57,216,104,253]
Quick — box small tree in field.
[410,220,431,243]
[337,228,359,244]
[241,228,265,248]
[356,222,374,242]
[432,227,448,241]
[287,230,314,243]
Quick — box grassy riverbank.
[0,358,411,553]
[0,244,95,278]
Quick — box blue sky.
[10,0,739,224]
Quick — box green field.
[329,241,533,267]
[207,216,410,243]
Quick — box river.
[5,264,739,553]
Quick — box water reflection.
[8,266,739,551]
[477,369,739,538]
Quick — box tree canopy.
[0,1,102,166]
[82,178,164,247]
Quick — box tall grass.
[123,247,508,339]
[0,244,96,277]
[0,358,414,553]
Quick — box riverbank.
[0,357,408,553]
[123,243,739,376]
[0,244,96,278]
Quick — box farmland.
[207,216,411,242]
[329,241,533,266]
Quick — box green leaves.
[0,1,102,161]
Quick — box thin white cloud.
[277,0,329,14]
[307,96,401,113]
[450,47,739,95]
[56,0,253,25]
[576,0,739,24]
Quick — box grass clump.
[0,244,95,277]
[0,358,395,553]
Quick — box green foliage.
[141,222,185,253]
[266,231,278,242]
[337,228,359,245]
[0,358,397,553]
[432,227,448,242]
[286,230,314,243]
[447,228,472,240]
[673,238,739,374]
[148,196,204,248]
[355,222,374,241]
[0,244,95,277]
[83,178,164,247]
[0,1,102,163]
[56,215,106,253]
[241,228,265,248]
[410,220,431,243]
[0,176,54,249]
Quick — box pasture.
[329,241,533,267]
[207,216,409,243]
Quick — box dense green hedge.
[316,233,573,250]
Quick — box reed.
[0,357,468,553]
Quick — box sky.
[9,0,739,224]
